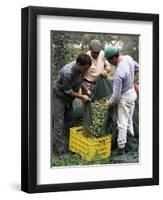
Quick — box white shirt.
[84,50,110,82]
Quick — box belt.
[83,79,96,84]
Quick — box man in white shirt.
[82,39,110,96]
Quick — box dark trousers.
[52,91,73,155]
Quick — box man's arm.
[101,60,111,78]
[100,51,110,77]
[108,76,123,106]
[60,74,90,102]
[61,75,89,101]
[104,60,111,72]
[81,84,92,97]
[69,91,90,102]
[106,69,124,108]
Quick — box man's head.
[89,39,102,60]
[76,53,92,73]
[104,45,119,65]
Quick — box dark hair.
[108,52,119,60]
[76,53,92,66]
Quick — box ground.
[52,149,139,167]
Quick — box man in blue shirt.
[104,45,139,156]
[52,53,92,159]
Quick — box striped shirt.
[53,61,83,103]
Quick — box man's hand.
[101,69,108,78]
[105,100,110,110]
[82,94,90,102]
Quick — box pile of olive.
[89,97,107,137]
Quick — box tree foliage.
[51,31,139,83]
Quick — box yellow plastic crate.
[69,126,112,161]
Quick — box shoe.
[59,153,69,160]
[115,148,125,156]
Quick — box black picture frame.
[21,6,159,193]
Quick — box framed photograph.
[21,6,159,193]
